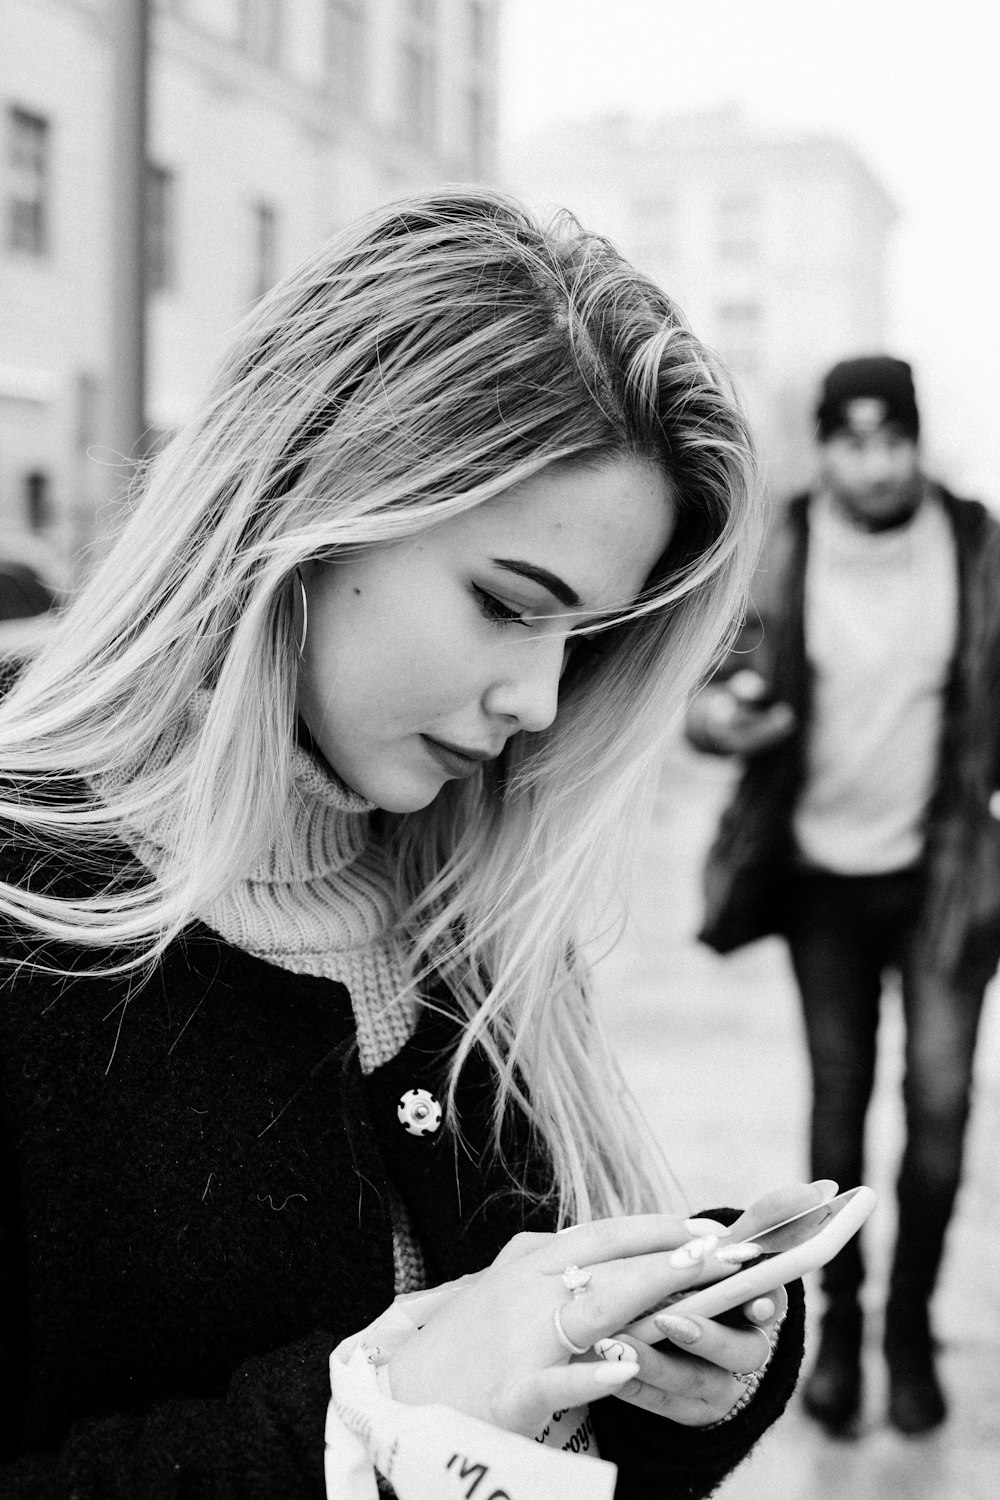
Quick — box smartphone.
[623,1185,876,1341]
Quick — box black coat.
[0,827,804,1498]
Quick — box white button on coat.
[396,1088,443,1136]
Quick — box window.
[399,0,437,146]
[251,200,278,301]
[6,107,50,255]
[716,191,760,263]
[24,471,52,533]
[145,163,176,293]
[325,0,366,106]
[239,0,282,66]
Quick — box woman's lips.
[420,736,497,779]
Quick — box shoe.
[885,1303,947,1436]
[802,1302,863,1437]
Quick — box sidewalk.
[592,739,1000,1499]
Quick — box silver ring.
[731,1326,773,1381]
[561,1264,592,1298]
[752,1324,774,1372]
[552,1301,590,1356]
[708,1368,764,1424]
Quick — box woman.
[0,189,808,1498]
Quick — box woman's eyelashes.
[472,584,532,630]
[471,585,610,654]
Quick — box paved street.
[591,737,1000,1499]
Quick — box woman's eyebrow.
[491,558,581,608]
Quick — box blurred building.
[1,0,499,581]
[504,106,898,499]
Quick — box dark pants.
[784,867,989,1315]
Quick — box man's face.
[819,397,921,529]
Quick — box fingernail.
[669,1234,718,1268]
[653,1313,701,1345]
[748,1297,776,1322]
[592,1359,639,1387]
[685,1217,732,1238]
[715,1240,764,1266]
[594,1338,634,1362]
[810,1179,839,1200]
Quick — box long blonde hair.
[0,188,761,1223]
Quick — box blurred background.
[2,2,999,1493]
[2,0,997,607]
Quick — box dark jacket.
[696,486,1000,992]
[0,824,804,1499]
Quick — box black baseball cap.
[816,356,920,441]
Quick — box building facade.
[1,0,499,580]
[503,107,898,499]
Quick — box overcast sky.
[497,0,1000,504]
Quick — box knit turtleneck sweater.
[200,745,418,1077]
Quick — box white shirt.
[793,491,958,874]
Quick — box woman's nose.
[482,638,563,733]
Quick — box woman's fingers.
[594,1294,790,1428]
[497,1355,640,1435]
[592,1335,742,1428]
[742,1283,789,1331]
[549,1235,741,1353]
[392,1215,796,1436]
[536,1213,694,1269]
[651,1312,773,1376]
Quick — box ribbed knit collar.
[254,737,375,887]
[202,741,416,1076]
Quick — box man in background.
[686,356,1000,1437]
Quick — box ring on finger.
[732,1326,773,1380]
[553,1262,594,1354]
[553,1301,590,1356]
[561,1264,593,1297]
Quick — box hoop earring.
[295,570,308,656]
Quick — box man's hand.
[687,674,796,757]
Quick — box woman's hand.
[387,1183,823,1437]
[388,1214,735,1435]
[593,1285,787,1427]
[589,1179,834,1427]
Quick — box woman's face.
[297,456,675,812]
